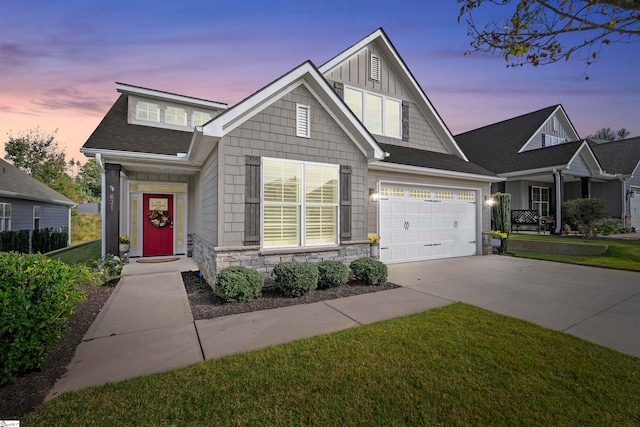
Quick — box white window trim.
[33,205,41,230]
[0,202,10,232]
[296,104,311,138]
[135,100,160,123]
[262,157,339,249]
[344,85,402,139]
[165,106,187,126]
[531,186,550,216]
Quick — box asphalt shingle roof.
[455,105,562,174]
[589,137,640,175]
[379,143,498,177]
[82,95,193,155]
[0,158,75,205]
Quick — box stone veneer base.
[191,234,371,289]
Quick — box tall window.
[531,187,549,216]
[165,106,186,126]
[344,86,401,138]
[0,203,11,231]
[192,111,212,127]
[33,206,41,230]
[136,101,159,122]
[263,159,338,248]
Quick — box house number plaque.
[149,198,168,211]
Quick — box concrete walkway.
[48,255,640,399]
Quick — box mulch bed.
[182,271,400,321]
[1,271,398,419]
[0,280,117,420]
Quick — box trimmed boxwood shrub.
[272,261,318,297]
[215,266,264,303]
[350,257,388,286]
[0,252,94,384]
[317,260,349,289]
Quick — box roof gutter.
[81,148,193,164]
[0,190,76,207]
[501,165,567,178]
[369,161,503,183]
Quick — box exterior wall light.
[485,196,496,207]
[369,188,379,202]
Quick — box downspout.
[553,168,562,235]
[96,153,106,256]
[620,175,626,226]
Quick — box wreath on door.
[148,210,171,229]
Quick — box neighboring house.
[589,137,640,230]
[0,157,75,238]
[81,28,499,284]
[455,105,636,233]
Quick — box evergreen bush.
[317,260,349,289]
[272,262,318,297]
[349,257,388,286]
[215,266,264,302]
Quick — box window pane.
[344,88,363,121]
[137,101,158,121]
[166,106,186,125]
[4,204,10,217]
[264,205,300,247]
[305,165,338,204]
[385,98,401,138]
[365,93,382,134]
[34,206,41,217]
[305,206,337,245]
[193,111,212,126]
[264,160,301,203]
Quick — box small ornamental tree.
[563,198,608,238]
[492,192,511,235]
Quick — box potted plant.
[368,235,380,258]
[119,235,131,254]
[490,230,508,254]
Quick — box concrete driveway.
[388,256,640,358]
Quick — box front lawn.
[509,234,640,272]
[25,303,640,426]
[48,240,102,265]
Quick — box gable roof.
[0,158,75,206]
[202,60,385,161]
[455,105,585,174]
[589,136,640,176]
[376,143,499,180]
[319,28,468,161]
[82,94,194,156]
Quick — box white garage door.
[631,191,640,231]
[379,184,477,263]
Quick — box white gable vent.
[370,53,380,81]
[296,104,310,138]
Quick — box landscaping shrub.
[317,260,349,289]
[0,229,30,253]
[272,262,318,297]
[91,253,128,283]
[215,266,264,302]
[350,257,388,286]
[563,198,608,238]
[0,252,94,384]
[32,227,69,253]
[594,217,623,235]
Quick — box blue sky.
[1,0,638,164]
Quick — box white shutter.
[296,104,310,138]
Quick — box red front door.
[143,194,174,256]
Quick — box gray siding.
[567,153,592,177]
[521,112,574,151]
[0,196,69,231]
[201,146,219,246]
[505,180,555,211]
[592,181,622,218]
[324,42,449,154]
[216,84,368,247]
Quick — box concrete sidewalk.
[49,255,640,399]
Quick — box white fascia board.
[630,160,640,179]
[501,166,566,178]
[369,161,502,183]
[0,190,75,206]
[203,62,384,160]
[566,141,603,175]
[80,148,200,171]
[319,29,468,162]
[116,82,228,110]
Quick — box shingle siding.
[216,84,368,247]
[200,145,219,246]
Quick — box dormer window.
[543,135,565,147]
[192,111,212,127]
[136,101,159,122]
[165,106,187,126]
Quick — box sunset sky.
[1,0,638,168]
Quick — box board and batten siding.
[323,42,449,154]
[216,84,368,247]
[0,197,69,231]
[505,179,556,211]
[366,169,491,236]
[591,180,622,218]
[521,113,575,152]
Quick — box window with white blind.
[136,101,159,122]
[165,106,186,126]
[192,110,212,127]
[263,159,338,248]
[33,206,41,230]
[0,203,11,231]
[296,104,310,138]
[344,86,401,138]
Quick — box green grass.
[71,213,101,245]
[48,240,102,265]
[24,304,640,426]
[508,234,640,271]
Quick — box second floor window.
[165,106,186,126]
[136,101,159,122]
[545,135,565,146]
[344,86,401,139]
